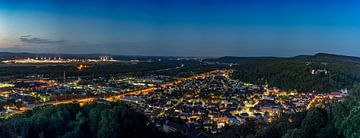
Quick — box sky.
[1,0,360,57]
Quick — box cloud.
[20,35,66,44]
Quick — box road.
[306,95,323,109]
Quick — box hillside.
[210,53,360,92]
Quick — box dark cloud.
[20,35,66,44]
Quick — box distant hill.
[304,53,360,64]
[205,56,284,64]
[206,53,360,64]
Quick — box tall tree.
[341,106,360,138]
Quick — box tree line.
[0,102,185,138]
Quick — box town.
[0,66,345,134]
[121,70,345,134]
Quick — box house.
[311,69,328,75]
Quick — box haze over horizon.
[1,0,360,57]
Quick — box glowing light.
[77,64,87,71]
[0,83,14,88]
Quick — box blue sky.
[1,0,360,57]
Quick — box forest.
[223,53,360,92]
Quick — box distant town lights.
[2,56,118,64]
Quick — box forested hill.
[205,56,284,64]
[206,53,360,64]
[302,53,360,64]
[207,53,360,92]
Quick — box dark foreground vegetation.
[0,103,173,138]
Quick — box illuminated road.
[19,69,221,112]
[306,95,323,109]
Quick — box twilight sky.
[1,0,360,57]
